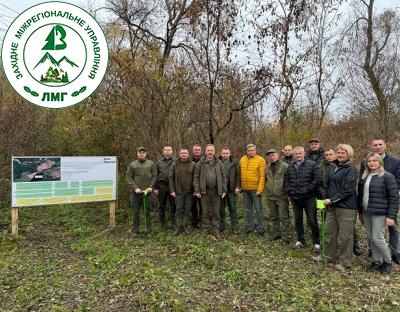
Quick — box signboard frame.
[10,156,118,236]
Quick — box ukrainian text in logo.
[1,1,108,108]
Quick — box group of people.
[126,138,400,274]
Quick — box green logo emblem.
[1,2,108,108]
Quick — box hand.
[146,187,153,193]
[256,192,262,197]
[194,192,201,198]
[358,213,364,225]
[171,192,176,198]
[234,187,241,194]
[153,189,159,196]
[135,187,142,194]
[324,199,331,207]
[386,217,395,227]
[221,192,226,199]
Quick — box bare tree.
[341,0,400,140]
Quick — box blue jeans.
[243,190,265,233]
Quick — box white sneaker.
[295,241,304,249]
[314,244,321,253]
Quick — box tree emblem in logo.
[26,23,86,87]
[1,2,108,108]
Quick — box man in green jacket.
[219,148,240,234]
[194,144,227,238]
[169,148,196,235]
[126,147,157,235]
[154,145,176,229]
[266,149,290,244]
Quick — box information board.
[12,156,117,207]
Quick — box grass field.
[0,200,399,311]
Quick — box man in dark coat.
[218,148,240,234]
[191,144,202,228]
[155,145,176,229]
[194,144,227,238]
[306,138,325,164]
[169,148,196,235]
[281,145,294,165]
[359,138,400,264]
[284,146,322,252]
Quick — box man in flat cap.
[306,137,325,164]
[266,149,290,244]
[126,146,157,236]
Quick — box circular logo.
[1,1,108,108]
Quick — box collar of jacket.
[177,158,190,163]
[270,160,281,166]
[203,156,218,164]
[308,147,324,155]
[336,160,352,169]
[218,155,235,162]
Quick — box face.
[309,142,320,151]
[246,147,256,157]
[267,152,278,163]
[336,149,348,162]
[192,145,202,157]
[293,148,305,161]
[367,156,380,171]
[205,146,215,159]
[179,149,189,160]
[137,151,147,160]
[371,139,386,155]
[221,149,231,160]
[283,145,293,156]
[163,146,173,157]
[324,150,336,162]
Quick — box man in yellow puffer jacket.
[239,144,266,235]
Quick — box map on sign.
[12,156,117,207]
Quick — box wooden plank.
[109,201,116,229]
[11,207,18,237]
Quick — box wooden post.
[11,207,18,237]
[109,201,116,229]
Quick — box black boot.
[366,262,381,272]
[392,254,400,265]
[379,262,392,275]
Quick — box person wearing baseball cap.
[126,146,157,236]
[306,137,325,164]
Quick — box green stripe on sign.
[16,182,52,190]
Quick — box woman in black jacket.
[358,153,399,275]
[323,144,358,271]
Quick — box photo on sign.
[13,157,61,182]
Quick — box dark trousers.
[191,195,202,227]
[131,192,152,233]
[292,197,320,245]
[220,192,239,232]
[388,218,400,256]
[175,192,193,230]
[158,186,176,227]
